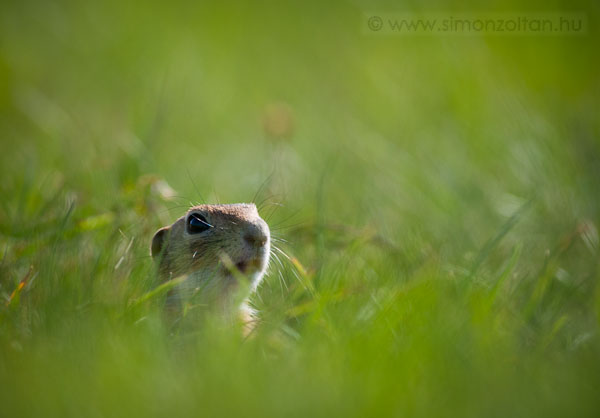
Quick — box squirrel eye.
[187,213,212,234]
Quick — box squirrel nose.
[244,223,269,248]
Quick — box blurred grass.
[1,0,599,417]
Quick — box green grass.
[1,1,599,417]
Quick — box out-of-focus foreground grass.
[1,1,599,417]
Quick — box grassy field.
[1,1,599,417]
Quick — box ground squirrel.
[150,203,270,330]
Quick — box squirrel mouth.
[235,258,263,275]
[235,260,249,273]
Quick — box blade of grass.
[468,197,534,280]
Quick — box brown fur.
[150,203,270,330]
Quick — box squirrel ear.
[151,226,170,258]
